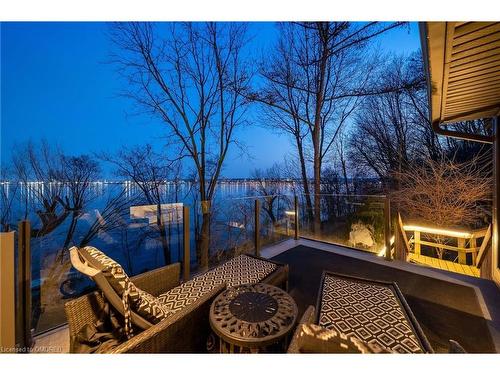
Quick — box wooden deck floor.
[408,253,480,277]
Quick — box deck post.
[294,195,299,240]
[414,231,421,255]
[183,205,190,282]
[17,220,32,348]
[493,116,499,283]
[384,197,392,261]
[254,199,261,257]
[0,231,16,351]
[457,238,466,264]
[470,238,477,265]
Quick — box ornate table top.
[209,283,298,348]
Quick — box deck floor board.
[408,253,480,278]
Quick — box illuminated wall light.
[402,225,472,239]
[284,211,296,216]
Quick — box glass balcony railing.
[29,194,187,334]
[2,178,391,340]
[202,194,294,271]
[297,193,389,256]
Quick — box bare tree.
[0,167,18,232]
[9,143,102,330]
[110,22,251,270]
[12,141,69,236]
[100,145,180,264]
[320,167,343,220]
[249,22,406,232]
[78,187,131,248]
[349,54,431,189]
[251,163,286,224]
[392,155,492,258]
[59,155,100,253]
[11,142,101,255]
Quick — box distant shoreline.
[0,177,381,184]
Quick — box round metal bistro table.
[209,283,298,353]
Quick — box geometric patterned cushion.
[79,247,170,330]
[202,254,277,288]
[319,274,424,353]
[79,246,142,337]
[79,249,278,327]
[293,323,391,353]
[79,246,133,298]
[157,254,277,316]
[132,288,174,324]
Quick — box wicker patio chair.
[65,247,288,353]
[288,271,434,354]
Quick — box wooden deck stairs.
[396,214,492,278]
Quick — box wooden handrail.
[407,239,479,253]
[476,224,492,267]
[471,227,489,238]
[398,213,411,255]
[399,214,490,266]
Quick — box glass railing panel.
[258,194,295,248]
[298,193,387,255]
[206,196,256,270]
[16,181,187,334]
[202,194,296,272]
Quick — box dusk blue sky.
[1,22,420,178]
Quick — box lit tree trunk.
[199,212,210,269]
[312,22,329,234]
[313,139,322,233]
[297,137,314,229]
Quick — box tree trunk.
[341,157,350,196]
[313,141,322,234]
[297,137,314,230]
[312,23,329,235]
[198,212,210,270]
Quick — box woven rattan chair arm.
[109,283,226,353]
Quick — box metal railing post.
[183,205,190,282]
[294,195,299,240]
[0,231,16,350]
[384,198,392,261]
[254,199,261,257]
[17,220,32,348]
